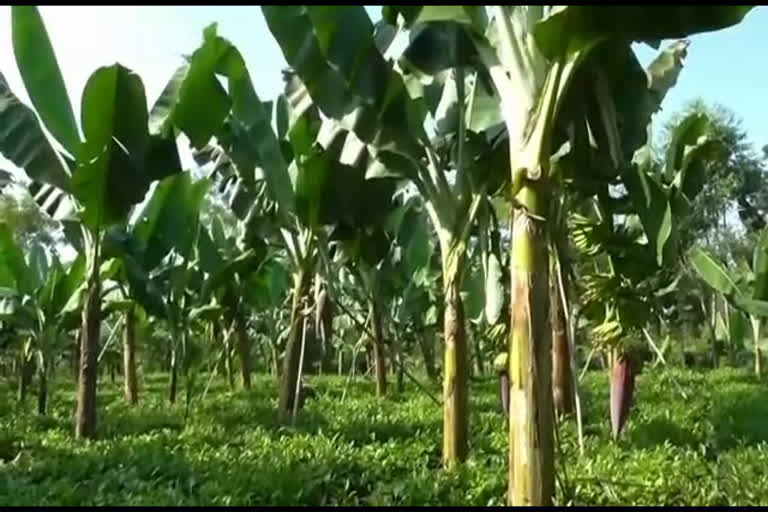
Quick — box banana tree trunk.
[123,307,138,405]
[369,297,387,398]
[711,294,718,368]
[550,262,572,415]
[75,250,101,440]
[268,338,280,379]
[725,302,739,367]
[256,341,268,375]
[442,265,469,468]
[226,345,235,388]
[169,346,178,404]
[419,328,438,382]
[278,270,309,424]
[37,350,47,415]
[698,294,718,369]
[234,310,252,390]
[507,183,554,506]
[473,332,485,377]
[221,321,235,390]
[695,295,710,368]
[17,352,32,403]
[391,331,404,393]
[291,316,309,424]
[316,288,334,374]
[180,329,191,413]
[73,332,81,383]
[365,346,373,376]
[752,316,762,378]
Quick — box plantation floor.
[2,367,768,505]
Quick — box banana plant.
[460,196,508,379]
[329,187,436,397]
[549,192,576,415]
[0,224,85,415]
[575,106,720,350]
[2,6,187,438]
[262,5,514,467]
[264,3,753,495]
[100,294,144,405]
[284,82,405,400]
[691,231,768,377]
[157,25,402,423]
[242,257,292,380]
[388,196,441,383]
[330,226,395,398]
[363,5,752,504]
[195,213,268,391]
[102,172,211,405]
[570,102,722,441]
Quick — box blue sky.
[0,6,766,174]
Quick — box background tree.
[669,100,768,252]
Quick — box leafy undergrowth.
[1,367,768,505]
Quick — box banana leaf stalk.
[500,373,510,418]
[494,352,510,417]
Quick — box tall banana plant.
[379,196,442,383]
[460,196,507,378]
[262,5,511,467]
[262,4,753,497]
[160,24,402,423]
[195,213,269,391]
[691,231,768,377]
[475,11,745,504]
[0,225,85,415]
[330,213,396,397]
[389,196,441,380]
[574,106,720,359]
[329,187,436,397]
[2,6,186,438]
[102,172,212,405]
[183,71,312,423]
[569,102,723,445]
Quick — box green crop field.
[3,368,768,506]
